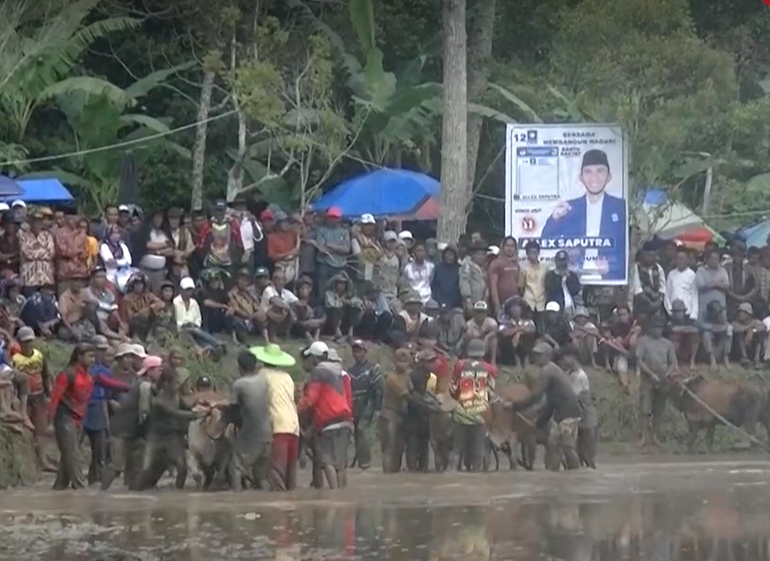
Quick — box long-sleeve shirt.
[173,294,202,328]
[665,267,698,321]
[403,261,435,303]
[84,362,127,432]
[48,365,129,424]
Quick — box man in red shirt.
[488,236,520,314]
[451,338,497,471]
[298,341,353,489]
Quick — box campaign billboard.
[504,123,629,285]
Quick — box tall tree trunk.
[225,105,246,202]
[466,0,496,194]
[190,69,215,211]
[437,0,468,243]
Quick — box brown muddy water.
[1,459,770,560]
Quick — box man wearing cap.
[540,149,627,281]
[732,301,765,368]
[252,344,300,491]
[312,207,351,297]
[459,242,489,314]
[298,341,353,489]
[635,315,677,447]
[11,200,27,224]
[323,271,363,341]
[102,352,160,490]
[450,338,496,471]
[351,213,382,286]
[12,326,55,470]
[571,306,599,368]
[391,292,429,347]
[18,210,55,294]
[507,341,582,471]
[347,340,383,470]
[174,276,222,355]
[374,231,402,314]
[667,298,700,369]
[461,301,498,363]
[545,250,582,318]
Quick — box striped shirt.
[315,225,351,268]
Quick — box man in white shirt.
[403,241,435,303]
[262,269,298,338]
[665,247,698,321]
[174,277,224,354]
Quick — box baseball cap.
[113,342,133,357]
[118,204,130,212]
[17,326,35,342]
[254,266,270,278]
[179,277,196,290]
[473,301,488,311]
[545,301,561,312]
[351,339,367,349]
[11,200,26,208]
[0,203,9,212]
[129,344,148,358]
[738,302,753,314]
[327,348,342,362]
[437,242,448,251]
[91,335,110,349]
[383,230,399,242]
[360,213,376,224]
[327,206,343,218]
[213,199,227,211]
[302,341,329,357]
[398,230,414,241]
[487,245,500,256]
[137,355,163,376]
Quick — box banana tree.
[27,64,193,212]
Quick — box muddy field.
[2,459,770,560]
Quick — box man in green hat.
[251,344,300,491]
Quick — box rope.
[679,383,770,454]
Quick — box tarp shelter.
[0,175,23,198]
[737,219,770,249]
[313,169,439,218]
[0,178,74,203]
[636,189,704,237]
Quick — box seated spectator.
[357,281,393,342]
[570,306,599,368]
[199,268,235,337]
[228,268,268,344]
[666,298,699,369]
[263,269,299,340]
[82,267,128,343]
[174,276,224,358]
[253,265,272,297]
[121,273,164,341]
[291,277,325,342]
[434,303,465,356]
[431,245,462,310]
[323,271,363,341]
[496,296,536,369]
[99,225,137,292]
[540,301,573,350]
[391,293,429,347]
[598,304,634,391]
[19,284,61,339]
[0,277,25,332]
[731,302,765,368]
[58,283,97,343]
[152,280,177,345]
[461,301,498,363]
[699,300,732,368]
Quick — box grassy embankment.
[0,338,762,487]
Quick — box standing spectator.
[431,245,462,310]
[78,217,99,271]
[351,213,382,286]
[19,212,55,296]
[313,207,351,294]
[488,237,520,314]
[665,247,698,321]
[459,242,489,314]
[54,214,89,296]
[231,198,265,273]
[725,241,758,320]
[167,208,194,282]
[519,241,547,323]
[0,214,20,273]
[695,249,730,322]
[544,250,582,317]
[136,210,173,293]
[374,231,402,314]
[202,199,243,271]
[630,245,666,316]
[91,204,120,241]
[99,225,136,292]
[297,211,318,282]
[267,212,300,282]
[347,340,383,471]
[403,242,435,304]
[755,247,770,306]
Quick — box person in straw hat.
[251,344,300,491]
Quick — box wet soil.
[2,459,770,560]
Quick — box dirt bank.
[0,425,39,489]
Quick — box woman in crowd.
[99,225,136,292]
[137,210,174,293]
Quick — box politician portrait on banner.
[504,124,629,285]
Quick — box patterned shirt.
[19,230,55,287]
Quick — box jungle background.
[1,0,770,239]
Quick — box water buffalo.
[186,390,234,490]
[665,373,768,452]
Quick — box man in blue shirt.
[540,149,626,281]
[83,335,114,485]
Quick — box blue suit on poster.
[538,149,627,281]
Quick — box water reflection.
[1,489,769,561]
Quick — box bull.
[186,390,234,490]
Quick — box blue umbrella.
[0,175,23,198]
[313,169,440,218]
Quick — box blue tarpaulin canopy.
[0,175,23,198]
[0,178,74,203]
[312,169,440,218]
[737,219,770,248]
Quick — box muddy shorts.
[549,418,580,448]
[317,425,351,470]
[639,383,667,417]
[27,393,48,437]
